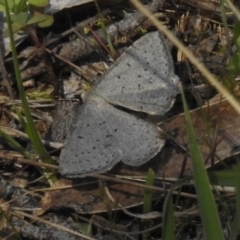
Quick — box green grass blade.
[4,0,56,182]
[94,1,116,57]
[142,168,154,240]
[162,177,190,240]
[162,192,175,240]
[0,127,31,159]
[180,85,224,240]
[143,168,154,214]
[234,163,240,233]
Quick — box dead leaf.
[39,178,148,214]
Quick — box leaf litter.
[0,0,240,239]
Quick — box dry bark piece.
[0,176,39,209]
[2,213,85,240]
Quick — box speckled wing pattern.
[60,95,164,178]
[94,31,179,115]
[59,31,179,178]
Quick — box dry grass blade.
[130,0,240,116]
[0,150,59,170]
